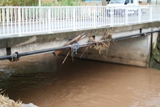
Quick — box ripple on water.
[0,54,160,107]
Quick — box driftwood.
[62,51,70,64]
[85,29,112,55]
[101,29,112,40]
[53,32,86,56]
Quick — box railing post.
[73,7,76,30]
[94,7,96,28]
[2,8,5,35]
[159,6,160,21]
[110,7,113,26]
[6,8,9,34]
[138,6,141,23]
[150,6,152,22]
[125,7,128,25]
[0,8,1,23]
[18,7,21,36]
[66,7,68,29]
[48,7,51,32]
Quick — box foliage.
[1,0,82,6]
[2,0,38,6]
[58,0,82,6]
[74,0,82,6]
[59,0,74,6]
[150,33,160,69]
[42,2,53,6]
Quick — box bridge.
[1,6,160,37]
[0,6,160,67]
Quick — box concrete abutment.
[0,22,160,67]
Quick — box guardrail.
[0,6,160,37]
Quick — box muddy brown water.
[0,54,160,107]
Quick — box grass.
[1,0,38,6]
[150,34,160,70]
[0,0,83,6]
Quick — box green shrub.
[2,0,38,6]
[58,0,82,6]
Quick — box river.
[0,54,160,107]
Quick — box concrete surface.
[0,22,160,67]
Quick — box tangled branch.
[88,29,112,55]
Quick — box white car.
[106,0,140,17]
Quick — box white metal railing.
[0,6,160,37]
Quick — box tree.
[1,0,38,6]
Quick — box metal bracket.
[71,43,79,57]
[10,52,19,62]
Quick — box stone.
[22,103,38,107]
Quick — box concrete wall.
[78,34,151,67]
[0,22,160,67]
[78,28,160,67]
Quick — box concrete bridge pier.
[78,35,151,67]
[76,28,159,67]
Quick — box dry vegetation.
[0,91,22,107]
